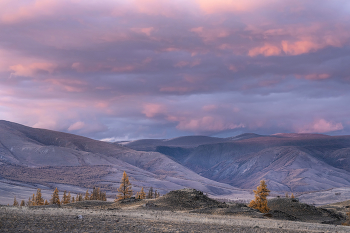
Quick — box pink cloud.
[281,40,321,55]
[131,27,155,36]
[0,0,60,23]
[196,0,278,14]
[45,78,86,93]
[10,63,57,77]
[248,44,282,57]
[68,121,85,131]
[142,103,166,117]
[298,119,343,133]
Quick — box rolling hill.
[0,120,248,204]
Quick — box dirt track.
[1,206,350,233]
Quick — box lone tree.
[116,171,133,201]
[248,180,270,213]
[50,187,60,205]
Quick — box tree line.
[12,171,160,206]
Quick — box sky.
[0,0,350,141]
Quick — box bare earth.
[1,206,350,233]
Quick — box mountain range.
[1,120,350,204]
[0,120,247,204]
[121,133,350,192]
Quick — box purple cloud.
[0,0,350,140]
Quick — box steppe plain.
[1,189,350,232]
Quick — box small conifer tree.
[77,194,83,202]
[147,187,154,199]
[31,194,36,206]
[84,190,90,200]
[291,193,295,199]
[72,196,75,203]
[62,191,69,204]
[91,187,100,200]
[20,200,25,207]
[35,189,45,206]
[67,191,71,203]
[136,192,141,199]
[44,200,49,205]
[140,187,146,199]
[13,196,19,207]
[101,192,107,201]
[248,180,270,213]
[50,187,60,205]
[116,171,133,201]
[155,190,160,198]
[27,197,32,206]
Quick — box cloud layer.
[1,0,350,140]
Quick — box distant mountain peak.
[272,133,330,138]
[227,133,263,140]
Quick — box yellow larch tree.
[27,197,32,206]
[13,196,19,207]
[84,190,90,200]
[35,189,45,206]
[140,187,146,199]
[62,191,70,204]
[31,194,36,206]
[116,171,133,201]
[67,191,71,203]
[248,180,270,213]
[50,187,60,205]
[20,200,25,206]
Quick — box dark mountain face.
[122,133,350,192]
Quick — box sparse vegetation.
[248,180,270,213]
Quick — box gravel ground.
[1,206,350,233]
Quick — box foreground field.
[1,206,349,233]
